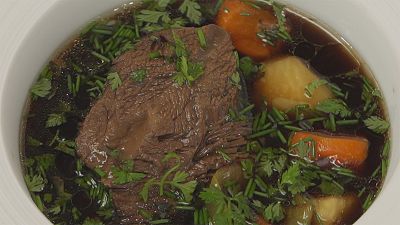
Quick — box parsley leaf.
[316,99,352,118]
[27,136,43,147]
[137,10,171,23]
[140,178,156,202]
[131,69,148,82]
[111,161,146,185]
[305,79,329,98]
[157,0,172,9]
[230,72,242,89]
[170,171,197,202]
[55,139,76,156]
[280,163,314,195]
[24,174,45,192]
[31,78,52,99]
[199,187,252,225]
[46,113,67,128]
[107,72,122,91]
[82,217,104,225]
[179,0,202,25]
[173,56,204,86]
[34,154,56,172]
[264,202,285,223]
[319,180,344,195]
[364,116,390,134]
[239,56,258,77]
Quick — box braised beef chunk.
[76,24,249,224]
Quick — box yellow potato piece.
[285,204,314,225]
[254,56,333,111]
[311,194,362,225]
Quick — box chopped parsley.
[45,113,67,128]
[111,160,146,185]
[315,99,352,118]
[304,79,329,98]
[107,72,122,91]
[172,32,204,86]
[31,78,52,100]
[256,0,292,45]
[31,66,53,100]
[364,116,390,134]
[131,69,148,82]
[179,0,202,25]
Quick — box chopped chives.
[336,119,359,125]
[201,208,208,225]
[194,209,199,225]
[91,51,111,63]
[252,114,261,131]
[254,191,268,197]
[249,128,276,139]
[240,104,254,115]
[176,205,195,211]
[329,113,336,132]
[276,130,287,144]
[271,107,285,121]
[149,219,170,224]
[283,125,303,131]
[92,28,113,35]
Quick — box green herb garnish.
[131,69,148,82]
[107,72,122,91]
[364,116,390,134]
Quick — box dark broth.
[21,2,389,225]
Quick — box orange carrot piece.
[290,132,369,168]
[256,215,272,225]
[216,0,286,61]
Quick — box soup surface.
[22,1,390,225]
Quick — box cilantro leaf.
[46,113,66,128]
[179,0,202,24]
[24,174,45,193]
[364,116,390,134]
[316,99,352,118]
[138,10,171,23]
[107,72,122,91]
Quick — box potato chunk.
[312,194,362,225]
[254,56,333,111]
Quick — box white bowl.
[0,0,399,224]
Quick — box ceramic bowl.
[0,0,399,224]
